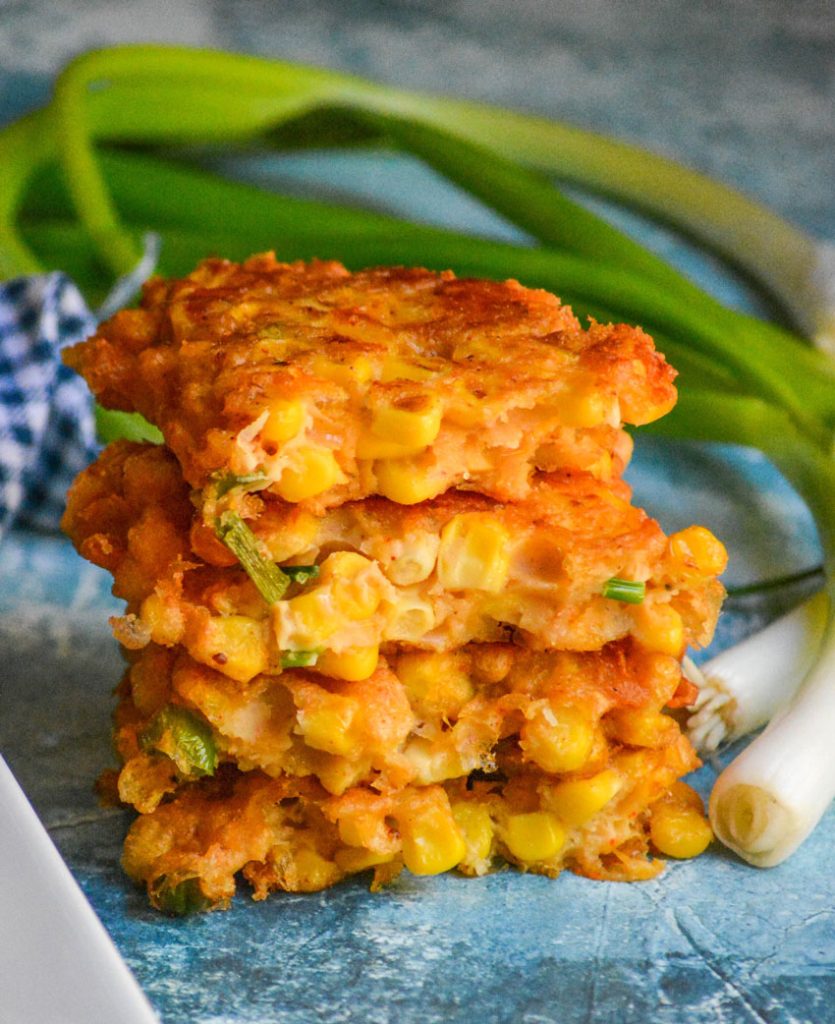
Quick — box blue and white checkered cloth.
[0,273,98,537]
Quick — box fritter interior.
[63,442,725,682]
[64,254,677,508]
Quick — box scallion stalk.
[214,511,290,605]
[602,578,646,604]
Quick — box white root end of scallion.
[709,591,835,867]
[684,592,827,753]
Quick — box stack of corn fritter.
[63,254,725,914]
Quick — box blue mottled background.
[1,2,834,1022]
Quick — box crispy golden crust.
[111,638,699,814]
[64,254,677,507]
[121,715,702,911]
[63,442,724,674]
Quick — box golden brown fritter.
[121,714,704,912]
[110,637,699,813]
[64,254,677,509]
[63,442,725,681]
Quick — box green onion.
[95,406,163,445]
[280,565,320,585]
[210,470,269,500]
[602,578,646,604]
[214,511,290,605]
[280,649,322,669]
[139,705,217,778]
[150,875,213,917]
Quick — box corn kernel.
[140,592,184,646]
[558,388,611,428]
[547,769,622,826]
[315,756,368,796]
[402,737,464,785]
[452,803,494,864]
[275,447,341,502]
[374,458,444,504]
[607,707,677,748]
[317,645,379,682]
[189,615,269,683]
[320,551,381,620]
[261,512,319,563]
[356,433,426,460]
[385,594,436,641]
[632,602,685,656]
[399,804,467,875]
[260,398,305,445]
[520,704,595,774]
[371,394,442,450]
[369,532,439,586]
[380,356,435,382]
[437,513,510,593]
[289,847,341,891]
[650,802,712,859]
[505,812,566,862]
[334,847,396,873]
[396,651,474,718]
[311,354,373,388]
[669,526,728,576]
[283,590,341,647]
[296,694,358,756]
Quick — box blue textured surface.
[1,3,835,1022]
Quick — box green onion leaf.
[214,510,290,604]
[210,470,269,499]
[139,705,217,777]
[151,875,213,916]
[280,649,322,669]
[280,564,320,585]
[603,577,646,604]
[95,406,163,445]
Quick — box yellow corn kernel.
[632,602,685,656]
[296,694,358,756]
[190,615,269,683]
[370,532,439,586]
[558,387,611,428]
[289,847,341,891]
[260,398,305,445]
[356,433,426,460]
[314,756,368,796]
[399,805,467,876]
[317,645,379,682]
[261,512,319,563]
[374,458,444,505]
[311,354,373,388]
[402,737,464,785]
[547,769,622,827]
[320,551,381,620]
[607,707,677,748]
[396,651,474,717]
[520,704,595,774]
[334,847,396,873]
[437,513,510,593]
[588,450,613,482]
[669,526,728,576]
[284,590,341,647]
[650,802,713,859]
[505,812,566,863]
[275,447,341,502]
[452,803,494,865]
[370,394,442,450]
[386,593,436,642]
[380,356,435,382]
[140,592,184,646]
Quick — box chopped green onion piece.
[214,510,290,604]
[602,577,646,604]
[280,649,322,669]
[151,875,213,916]
[280,564,320,585]
[211,470,269,499]
[139,705,217,777]
[95,406,163,445]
